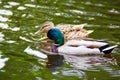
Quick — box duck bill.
[35,30,41,35]
[39,35,48,40]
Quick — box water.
[0,0,120,80]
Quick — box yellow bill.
[39,35,48,40]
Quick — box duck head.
[47,28,64,46]
[35,21,54,35]
[47,28,64,53]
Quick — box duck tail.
[99,45,110,52]
[86,30,94,35]
[99,45,118,54]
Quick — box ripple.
[101,65,120,77]
[64,55,116,70]
[0,9,13,16]
[0,23,9,29]
[31,0,35,2]
[69,10,86,15]
[9,27,20,31]
[54,12,64,16]
[64,55,93,70]
[3,5,12,8]
[64,3,74,7]
[94,3,104,7]
[0,54,9,69]
[8,1,20,6]
[26,14,34,18]
[55,12,73,18]
[21,14,26,17]
[0,16,8,22]
[6,40,16,43]
[108,9,119,14]
[84,1,104,7]
[17,6,26,10]
[25,4,36,8]
[19,36,33,42]
[84,17,95,21]
[108,25,120,28]
[0,32,4,42]
[62,69,86,78]
[24,46,47,58]
[38,5,49,9]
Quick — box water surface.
[0,0,120,80]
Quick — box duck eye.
[41,25,49,29]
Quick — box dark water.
[0,0,120,80]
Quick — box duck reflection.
[45,52,117,71]
[37,39,117,70]
[46,54,64,71]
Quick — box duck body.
[56,24,93,40]
[58,40,108,55]
[35,21,94,40]
[46,27,117,55]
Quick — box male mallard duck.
[35,21,94,40]
[46,28,117,55]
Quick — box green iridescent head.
[47,28,64,46]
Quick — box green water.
[0,0,120,80]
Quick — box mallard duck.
[35,21,94,40]
[46,28,117,55]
